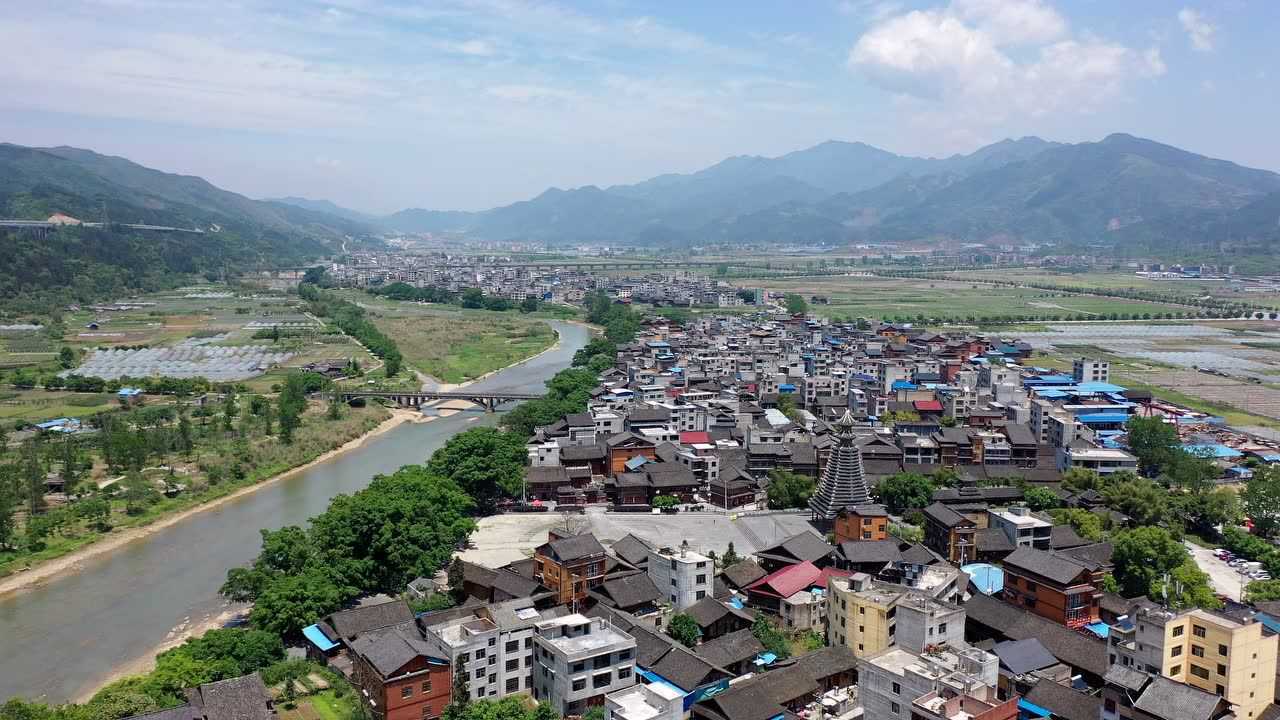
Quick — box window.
[422,680,432,693]
[593,673,612,689]
[696,574,707,584]
[423,705,436,719]
[863,532,872,539]
[1026,581,1037,592]
[476,649,486,660]
[525,638,532,649]
[619,667,632,680]
[1172,645,1183,657]
[857,644,863,651]
[938,623,947,634]
[1215,685,1224,696]
[572,678,586,692]
[859,607,866,615]
[618,649,632,661]
[1192,645,1205,658]
[474,668,485,679]
[402,687,414,699]
[892,682,901,695]
[489,638,497,647]
[488,675,495,686]
[1190,665,1210,679]
[1170,665,1182,676]
[891,702,900,715]
[1173,625,1184,637]
[506,678,519,693]
[671,579,677,587]
[1193,625,1206,638]
[506,640,519,653]
[460,653,471,663]
[572,662,585,673]
[594,656,610,670]
[1217,664,1226,675]
[489,655,496,666]
[1218,644,1228,656]
[696,591,707,600]
[506,659,518,672]
[859,626,864,633]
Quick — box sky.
[1,0,1276,215]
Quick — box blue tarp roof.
[1077,413,1131,424]
[962,563,1004,595]
[637,668,688,693]
[1074,381,1127,393]
[779,383,797,392]
[1259,454,1280,463]
[646,341,671,348]
[36,418,73,429]
[302,624,338,652]
[118,387,143,396]
[625,456,649,471]
[891,380,917,390]
[1018,699,1052,718]
[1183,443,1243,459]
[1034,388,1070,399]
[1257,612,1280,635]
[754,652,778,666]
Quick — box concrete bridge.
[335,389,542,412]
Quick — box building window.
[696,575,707,584]
[402,687,414,699]
[572,662,585,673]
[506,659,519,672]
[423,706,435,719]
[891,702,900,715]
[476,649,486,660]
[619,667,632,680]
[1193,625,1206,638]
[506,640,519,653]
[892,682,901,695]
[525,638,533,649]
[506,678,519,693]
[696,590,707,600]
[474,669,484,679]
[938,623,947,634]
[1190,665,1210,679]
[1215,685,1225,696]
[1217,664,1226,676]
[859,607,865,615]
[1218,644,1228,656]
[1172,645,1183,657]
[422,681,432,693]
[1192,645,1205,658]
[594,656,610,670]
[489,638,497,647]
[593,673,612,690]
[618,649,632,661]
[1173,625,1184,637]
[1170,665,1181,676]
[488,675,495,686]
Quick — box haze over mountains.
[281,133,1280,255]
[4,134,1280,257]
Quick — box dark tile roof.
[347,620,438,678]
[526,466,570,486]
[755,531,833,565]
[843,503,887,516]
[993,638,1059,675]
[1133,674,1230,720]
[837,539,903,565]
[1001,547,1091,586]
[325,599,415,640]
[629,407,672,423]
[1057,542,1113,569]
[537,533,606,562]
[190,673,274,720]
[1049,525,1090,550]
[593,572,662,610]
[561,443,607,461]
[976,528,1016,554]
[490,568,545,598]
[900,543,945,565]
[923,501,969,528]
[1024,680,1101,720]
[694,629,764,669]
[611,533,655,567]
[962,593,1107,677]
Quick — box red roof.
[745,561,850,599]
[679,431,711,445]
[913,400,944,412]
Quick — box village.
[143,306,1280,720]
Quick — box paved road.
[1185,540,1250,601]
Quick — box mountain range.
[277,133,1280,255]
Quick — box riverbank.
[0,407,421,599]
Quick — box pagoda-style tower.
[808,410,870,523]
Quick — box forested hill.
[0,144,372,311]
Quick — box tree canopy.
[875,472,936,514]
[766,469,815,509]
[425,427,528,512]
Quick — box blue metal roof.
[779,383,797,392]
[891,380,917,390]
[1077,413,1130,424]
[1074,381,1126,393]
[302,624,338,652]
[1183,443,1243,459]
[1018,699,1053,718]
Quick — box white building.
[604,681,683,720]
[1072,358,1110,383]
[646,542,713,610]
[532,614,637,717]
[422,601,570,700]
[1057,446,1139,474]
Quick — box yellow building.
[828,574,900,657]
[1109,601,1278,720]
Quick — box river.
[0,320,589,704]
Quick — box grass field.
[943,269,1280,308]
[347,293,558,384]
[0,389,138,423]
[740,275,1192,320]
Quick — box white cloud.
[1178,8,1216,52]
[849,0,1163,129]
[485,84,578,102]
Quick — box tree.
[1125,416,1180,476]
[276,372,307,445]
[0,480,18,551]
[425,427,527,512]
[1112,527,1198,601]
[784,294,808,315]
[1243,464,1280,537]
[1164,450,1219,494]
[1049,508,1104,541]
[249,568,349,637]
[58,346,76,369]
[1022,487,1061,512]
[74,496,112,532]
[1101,474,1168,527]
[221,390,238,432]
[875,472,935,514]
[520,297,540,313]
[1062,467,1104,492]
[447,556,466,601]
[1245,579,1280,602]
[722,542,741,567]
[751,616,790,660]
[766,469,815,509]
[1173,488,1240,537]
[667,613,701,647]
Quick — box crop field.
[944,269,1280,308]
[347,293,558,384]
[0,389,141,422]
[739,275,1192,320]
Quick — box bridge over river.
[336,389,542,412]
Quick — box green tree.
[519,297,540,313]
[784,294,808,315]
[1125,416,1180,476]
[751,616,790,660]
[1112,527,1212,606]
[73,496,112,532]
[249,568,349,638]
[221,390,238,432]
[1101,474,1168,526]
[1049,508,1104,541]
[1245,579,1280,602]
[722,542,741,567]
[1173,488,1241,537]
[425,427,527,511]
[58,346,76,369]
[875,472,936,514]
[1243,464,1280,537]
[667,613,701,647]
[766,469,815,509]
[1062,467,1104,492]
[1022,487,1061,511]
[1164,450,1219,494]
[276,372,307,445]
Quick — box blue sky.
[1,0,1275,214]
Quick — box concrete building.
[1058,446,1139,474]
[1073,358,1110,384]
[1108,600,1279,720]
[604,682,684,720]
[421,601,569,701]
[987,507,1053,550]
[646,541,714,610]
[827,575,966,659]
[532,614,637,717]
[858,644,1000,720]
